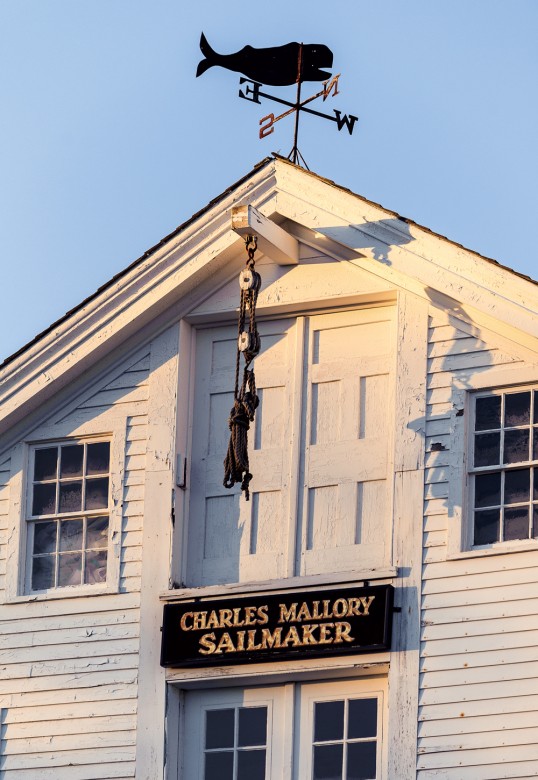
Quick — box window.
[470,388,538,546]
[203,705,268,780]
[27,440,110,591]
[182,679,385,779]
[311,697,378,780]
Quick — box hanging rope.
[223,235,261,500]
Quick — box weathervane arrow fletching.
[196,33,358,167]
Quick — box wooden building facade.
[1,156,538,778]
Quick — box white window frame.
[180,677,387,780]
[3,418,125,603]
[447,366,538,559]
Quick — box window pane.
[347,741,377,780]
[475,395,501,431]
[85,478,109,510]
[348,699,377,739]
[504,429,530,464]
[474,473,501,508]
[87,442,110,475]
[59,481,82,513]
[504,506,530,542]
[533,428,538,461]
[238,707,267,747]
[504,469,530,505]
[60,445,84,477]
[313,744,343,780]
[237,749,266,780]
[533,506,538,538]
[60,519,83,551]
[33,521,57,554]
[534,391,538,424]
[34,447,58,481]
[58,552,82,586]
[474,509,500,545]
[205,709,235,749]
[505,392,531,427]
[87,516,108,549]
[32,555,55,590]
[32,483,56,516]
[85,550,107,584]
[315,700,345,742]
[205,751,233,780]
[474,433,500,467]
[534,470,538,501]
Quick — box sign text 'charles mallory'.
[160,584,393,667]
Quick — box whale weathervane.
[196,34,358,167]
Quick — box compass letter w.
[333,110,359,135]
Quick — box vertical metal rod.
[291,43,303,165]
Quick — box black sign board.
[161,584,393,668]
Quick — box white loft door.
[186,308,394,587]
[187,319,299,586]
[299,310,393,576]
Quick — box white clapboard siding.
[0,351,151,779]
[418,311,538,778]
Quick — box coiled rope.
[223,235,261,500]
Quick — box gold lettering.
[297,602,313,622]
[322,73,340,101]
[192,611,207,631]
[319,623,334,644]
[279,603,298,623]
[244,606,258,626]
[205,610,220,629]
[257,605,269,625]
[215,632,236,654]
[332,598,348,618]
[347,597,362,617]
[180,612,193,631]
[281,626,302,648]
[334,622,354,643]
[247,630,263,650]
[260,627,282,649]
[199,632,216,655]
[301,623,319,644]
[322,600,333,619]
[236,631,246,651]
[219,609,233,628]
[233,607,245,627]
[360,596,375,615]
[312,601,322,619]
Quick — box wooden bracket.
[231,205,299,266]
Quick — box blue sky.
[1,1,537,362]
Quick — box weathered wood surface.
[418,308,538,778]
[0,347,153,778]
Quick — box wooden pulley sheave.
[223,235,262,500]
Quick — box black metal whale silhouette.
[196,33,333,86]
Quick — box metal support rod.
[290,43,303,165]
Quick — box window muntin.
[471,389,538,546]
[29,440,110,590]
[312,697,378,780]
[203,705,268,780]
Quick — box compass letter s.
[259,114,275,139]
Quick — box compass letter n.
[322,74,340,101]
[333,110,359,135]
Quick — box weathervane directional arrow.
[196,34,359,168]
